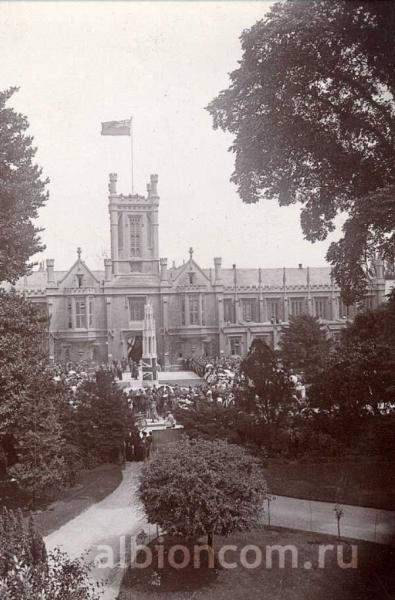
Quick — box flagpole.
[130,116,134,194]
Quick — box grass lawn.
[263,456,395,510]
[33,463,122,537]
[119,527,395,600]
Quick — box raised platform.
[159,370,202,387]
[118,370,203,390]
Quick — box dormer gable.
[58,249,100,290]
[172,251,211,288]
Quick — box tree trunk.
[207,531,214,549]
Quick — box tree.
[74,373,133,464]
[9,385,67,507]
[0,290,48,432]
[342,288,395,349]
[279,314,331,382]
[240,339,294,423]
[0,291,68,504]
[139,438,267,548]
[0,87,49,283]
[309,292,395,412]
[309,341,391,414]
[207,1,395,302]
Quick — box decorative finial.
[108,173,117,194]
[189,247,193,261]
[77,247,82,260]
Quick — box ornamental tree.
[207,1,395,302]
[0,87,49,283]
[279,314,331,382]
[139,438,267,547]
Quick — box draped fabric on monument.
[127,335,143,363]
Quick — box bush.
[0,508,101,599]
[0,550,102,600]
[0,508,46,577]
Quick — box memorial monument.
[141,303,158,384]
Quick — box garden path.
[44,463,395,599]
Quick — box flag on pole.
[101,118,131,136]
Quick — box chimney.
[298,263,303,269]
[104,258,112,281]
[108,173,117,195]
[46,259,55,284]
[232,264,237,288]
[214,257,222,282]
[160,257,168,281]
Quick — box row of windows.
[224,296,375,323]
[66,294,376,329]
[225,297,310,323]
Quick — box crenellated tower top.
[107,173,160,278]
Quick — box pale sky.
[1,1,341,272]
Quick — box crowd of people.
[126,356,244,425]
[51,351,305,409]
[52,361,94,391]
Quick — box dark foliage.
[73,372,134,464]
[240,339,294,423]
[0,87,49,283]
[207,1,395,302]
[309,291,395,413]
[279,314,331,382]
[140,438,267,547]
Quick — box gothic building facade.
[13,173,387,367]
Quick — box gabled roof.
[58,258,100,286]
[171,258,211,286]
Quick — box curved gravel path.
[44,462,395,599]
[44,463,149,599]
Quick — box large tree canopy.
[279,314,331,382]
[207,0,395,303]
[240,339,294,423]
[0,87,48,283]
[309,291,395,413]
[139,438,266,547]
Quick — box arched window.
[118,213,123,252]
[129,215,142,257]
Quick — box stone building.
[12,173,387,367]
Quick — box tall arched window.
[129,215,142,257]
[118,213,123,252]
